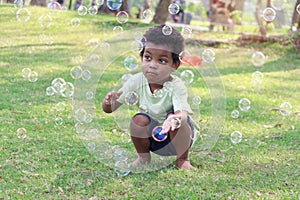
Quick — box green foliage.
[0,4,299,200]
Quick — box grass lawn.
[0,4,299,199]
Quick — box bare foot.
[130,154,151,167]
[176,159,196,170]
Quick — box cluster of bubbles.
[22,68,38,82]
[46,77,74,98]
[113,146,131,177]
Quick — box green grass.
[0,4,299,199]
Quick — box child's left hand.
[162,116,182,134]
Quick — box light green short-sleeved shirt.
[117,72,192,123]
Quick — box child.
[102,25,195,170]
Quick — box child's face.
[141,42,179,85]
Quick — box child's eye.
[160,59,167,64]
[144,55,151,61]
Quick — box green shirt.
[117,72,192,123]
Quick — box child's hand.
[162,116,181,134]
[104,90,123,105]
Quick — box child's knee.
[131,114,150,127]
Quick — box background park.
[0,0,299,199]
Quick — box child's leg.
[130,114,151,167]
[169,121,195,170]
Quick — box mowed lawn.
[0,4,299,199]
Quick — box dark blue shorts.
[133,112,195,156]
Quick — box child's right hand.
[104,90,123,105]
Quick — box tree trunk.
[152,0,172,24]
[255,0,266,37]
[234,0,245,12]
[30,0,47,6]
[120,0,131,17]
[291,0,300,29]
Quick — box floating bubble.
[168,3,180,15]
[116,11,129,24]
[52,77,66,93]
[84,113,93,123]
[251,71,264,85]
[17,128,27,139]
[171,118,181,129]
[142,9,153,20]
[16,8,31,22]
[202,48,215,63]
[123,55,138,71]
[88,6,98,15]
[107,0,122,11]
[121,73,132,83]
[179,50,191,63]
[74,108,87,122]
[86,91,94,100]
[74,55,83,64]
[181,26,192,38]
[152,89,163,98]
[22,68,31,79]
[38,14,53,28]
[75,122,86,134]
[87,38,99,49]
[96,0,104,6]
[133,31,143,41]
[124,91,138,105]
[87,142,96,151]
[61,5,68,11]
[262,7,276,22]
[238,98,251,112]
[77,5,88,16]
[192,96,201,105]
[279,102,292,116]
[55,117,64,126]
[70,66,83,79]
[114,148,128,161]
[48,1,61,9]
[113,25,123,33]
[60,82,74,97]
[114,160,130,177]
[231,110,239,119]
[152,126,167,142]
[55,102,66,112]
[28,71,38,82]
[251,51,265,67]
[297,4,300,15]
[87,54,100,64]
[180,70,194,85]
[46,86,56,96]
[70,18,80,28]
[14,0,23,9]
[130,40,143,53]
[230,131,242,144]
[162,24,172,36]
[82,70,92,81]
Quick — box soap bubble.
[16,8,31,22]
[74,108,87,123]
[180,70,194,85]
[113,26,123,33]
[48,1,61,9]
[55,102,66,112]
[86,91,94,100]
[60,82,74,98]
[107,0,122,11]
[162,25,172,36]
[28,71,38,82]
[46,86,56,96]
[52,78,66,93]
[22,68,31,79]
[251,71,264,87]
[88,6,98,15]
[116,11,129,24]
[230,131,242,144]
[123,55,138,71]
[231,110,239,119]
[279,102,292,116]
[238,98,251,112]
[125,91,138,105]
[251,51,265,67]
[142,9,153,20]
[297,4,300,14]
[70,18,80,28]
[114,148,128,161]
[77,5,88,16]
[191,96,201,105]
[262,7,276,22]
[70,66,83,79]
[82,70,91,81]
[17,128,27,139]
[152,89,163,98]
[114,160,130,177]
[38,14,53,28]
[96,0,104,6]
[14,0,23,9]
[168,3,180,15]
[202,48,215,63]
[55,117,64,126]
[181,26,192,38]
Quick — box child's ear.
[173,61,181,70]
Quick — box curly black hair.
[139,25,185,64]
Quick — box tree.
[291,0,300,30]
[152,0,172,24]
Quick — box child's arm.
[162,110,188,133]
[102,90,123,113]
